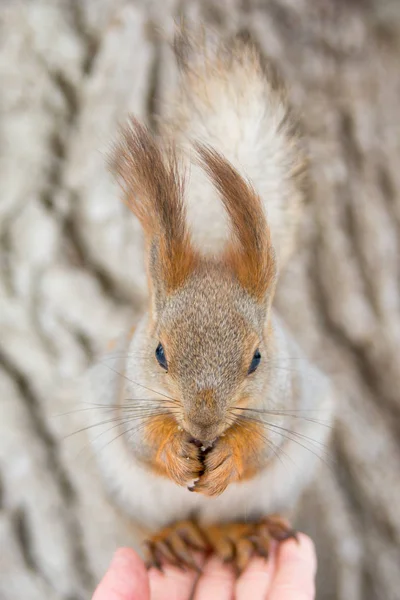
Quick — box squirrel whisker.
[234,412,332,452]
[54,399,180,419]
[99,361,178,403]
[230,407,332,428]
[234,413,334,470]
[232,417,292,469]
[237,415,330,470]
[64,410,174,441]
[71,411,179,464]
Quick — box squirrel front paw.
[146,416,203,486]
[160,431,204,486]
[145,416,264,492]
[192,420,264,497]
[191,436,241,496]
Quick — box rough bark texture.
[1,1,400,599]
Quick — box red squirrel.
[84,29,334,573]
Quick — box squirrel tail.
[160,29,307,269]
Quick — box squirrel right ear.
[111,117,197,311]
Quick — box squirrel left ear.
[111,118,198,312]
[197,144,277,303]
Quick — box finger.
[235,544,277,600]
[268,534,317,600]
[92,547,149,600]
[149,563,199,600]
[193,556,235,600]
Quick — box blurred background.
[1,1,400,599]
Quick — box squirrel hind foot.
[144,515,296,576]
[145,519,208,573]
[201,515,297,575]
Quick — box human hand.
[92,533,316,600]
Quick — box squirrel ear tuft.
[111,117,197,304]
[197,144,276,302]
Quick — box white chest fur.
[83,314,332,531]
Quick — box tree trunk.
[1,1,399,598]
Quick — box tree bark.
[1,1,399,598]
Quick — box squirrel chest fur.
[84,30,334,567]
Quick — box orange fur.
[193,419,265,496]
[196,144,277,301]
[201,516,294,572]
[111,118,198,294]
[144,415,203,485]
[145,515,295,574]
[143,412,265,496]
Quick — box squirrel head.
[112,118,277,443]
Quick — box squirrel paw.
[147,417,204,486]
[191,438,241,496]
[144,515,296,575]
[202,515,297,574]
[190,422,262,496]
[159,431,204,487]
[144,519,208,572]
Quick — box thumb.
[92,547,150,600]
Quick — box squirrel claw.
[144,541,164,572]
[144,520,207,572]
[260,514,298,542]
[144,515,296,575]
[202,516,297,575]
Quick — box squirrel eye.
[155,342,168,371]
[248,349,261,375]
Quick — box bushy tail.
[160,29,307,268]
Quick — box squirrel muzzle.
[182,389,227,443]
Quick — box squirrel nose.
[185,419,216,443]
[184,389,223,441]
[184,414,222,444]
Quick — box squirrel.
[83,29,334,573]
